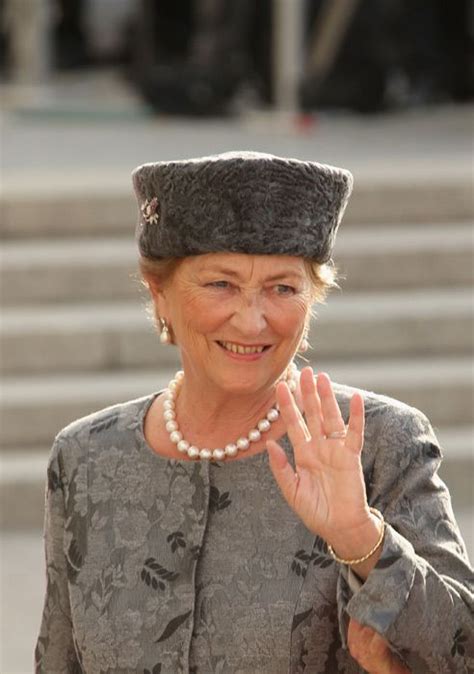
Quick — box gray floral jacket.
[35,382,474,673]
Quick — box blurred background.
[0,1,473,671]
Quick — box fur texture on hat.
[132,151,353,263]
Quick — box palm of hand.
[267,367,369,543]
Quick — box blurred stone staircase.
[1,187,473,533]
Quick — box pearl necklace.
[163,362,299,460]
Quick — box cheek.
[266,297,310,337]
[177,291,231,334]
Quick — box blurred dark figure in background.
[53,0,90,69]
[396,0,472,104]
[300,0,389,113]
[129,0,472,115]
[301,0,473,112]
[1,0,470,113]
[129,0,272,116]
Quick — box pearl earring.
[160,319,171,344]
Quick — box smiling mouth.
[216,340,271,355]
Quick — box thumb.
[267,440,300,506]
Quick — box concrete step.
[2,174,472,244]
[1,223,473,305]
[333,222,474,292]
[1,357,472,450]
[1,288,473,375]
[0,236,139,305]
[0,426,472,531]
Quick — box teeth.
[220,341,264,354]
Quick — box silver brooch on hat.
[141,197,160,225]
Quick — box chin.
[211,368,275,396]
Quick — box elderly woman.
[35,152,473,673]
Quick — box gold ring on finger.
[325,428,347,439]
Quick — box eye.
[206,280,230,289]
[275,284,295,296]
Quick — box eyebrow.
[200,266,305,283]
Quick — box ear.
[142,273,169,319]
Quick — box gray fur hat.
[132,150,353,263]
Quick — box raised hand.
[267,367,380,563]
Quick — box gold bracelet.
[327,507,386,566]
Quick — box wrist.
[327,508,385,564]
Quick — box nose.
[229,291,267,338]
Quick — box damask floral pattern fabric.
[35,382,474,673]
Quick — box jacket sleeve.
[336,402,474,673]
[34,433,82,673]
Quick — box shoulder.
[332,380,431,429]
[331,380,441,461]
[56,392,157,443]
[49,391,159,469]
[330,381,445,506]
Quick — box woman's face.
[152,253,313,395]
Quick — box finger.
[347,618,364,637]
[348,619,402,674]
[347,618,367,653]
[276,381,311,448]
[348,619,382,653]
[366,629,392,659]
[316,372,345,435]
[266,439,302,507]
[345,392,365,455]
[347,618,369,665]
[299,367,324,438]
